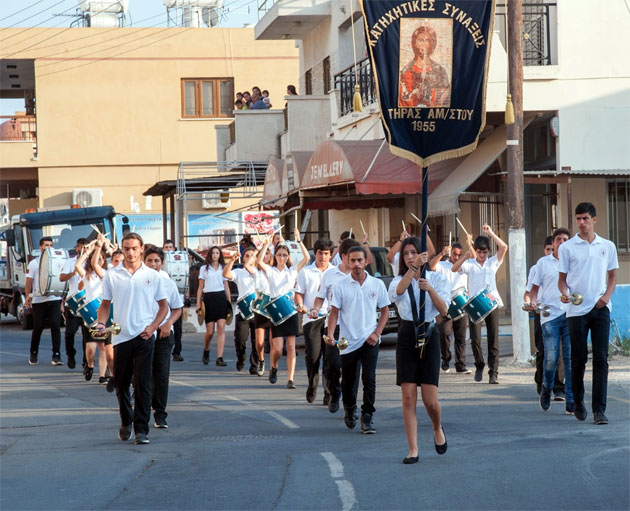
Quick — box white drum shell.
[38,248,69,296]
[164,251,189,294]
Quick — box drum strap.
[407,283,435,358]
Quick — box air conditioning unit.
[72,188,103,208]
[202,190,230,209]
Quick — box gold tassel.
[352,84,363,113]
[505,93,514,124]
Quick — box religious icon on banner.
[398,19,452,108]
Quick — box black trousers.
[234,315,260,370]
[323,325,342,402]
[152,334,174,422]
[30,301,62,356]
[172,315,183,356]
[469,308,500,376]
[439,315,467,370]
[568,307,610,414]
[64,309,87,366]
[114,335,155,436]
[303,318,330,398]
[341,342,379,415]
[534,314,564,392]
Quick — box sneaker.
[202,350,210,365]
[553,391,566,402]
[216,357,227,367]
[256,360,265,376]
[67,355,76,369]
[51,355,63,366]
[455,366,472,374]
[574,401,587,421]
[565,402,575,415]
[249,366,258,375]
[539,387,552,411]
[84,366,94,381]
[29,353,38,365]
[134,433,149,445]
[441,360,450,373]
[98,376,108,384]
[106,377,115,393]
[154,418,168,429]
[361,414,376,434]
[344,407,357,429]
[287,380,296,389]
[593,412,608,425]
[172,353,184,362]
[269,367,278,384]
[474,366,484,382]
[118,424,132,441]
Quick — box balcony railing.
[334,57,377,117]
[496,3,557,66]
[0,115,36,142]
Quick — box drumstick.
[409,212,429,233]
[448,231,452,256]
[455,217,470,237]
[401,220,406,234]
[349,227,353,238]
[359,219,367,235]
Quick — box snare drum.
[264,292,298,326]
[65,289,87,317]
[236,292,256,320]
[251,291,272,318]
[38,248,69,296]
[463,288,499,324]
[448,287,469,321]
[77,296,114,329]
[164,250,189,294]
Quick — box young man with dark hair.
[96,233,169,445]
[558,203,618,424]
[530,228,574,414]
[451,225,508,384]
[59,237,90,369]
[295,238,335,404]
[162,239,184,362]
[25,237,63,366]
[327,245,390,434]
[162,240,175,252]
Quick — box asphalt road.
[1,318,629,511]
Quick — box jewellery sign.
[360,0,496,167]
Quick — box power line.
[0,0,46,23]
[0,1,79,44]
[0,0,70,32]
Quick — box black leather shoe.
[84,365,93,381]
[594,412,608,425]
[172,353,184,362]
[202,350,210,365]
[344,407,357,429]
[287,380,296,389]
[306,386,316,403]
[403,456,419,464]
[236,359,244,372]
[67,355,76,369]
[434,427,447,455]
[474,366,484,382]
[216,357,227,367]
[269,367,278,384]
[539,387,552,411]
[574,401,587,421]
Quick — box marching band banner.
[360,0,496,167]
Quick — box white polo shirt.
[265,265,298,299]
[62,256,82,296]
[316,265,348,315]
[331,252,342,266]
[27,258,61,304]
[199,264,226,293]
[82,272,103,302]
[435,259,467,293]
[530,254,567,325]
[558,233,618,317]
[525,265,537,294]
[388,271,450,323]
[460,254,504,307]
[295,262,334,326]
[101,262,166,345]
[330,273,390,354]
[158,270,184,329]
[229,267,257,316]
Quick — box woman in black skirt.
[196,246,230,366]
[388,237,450,464]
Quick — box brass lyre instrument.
[89,322,121,340]
[323,335,349,351]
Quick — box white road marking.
[321,452,358,511]
[0,351,30,358]
[265,411,300,429]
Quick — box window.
[608,179,629,252]
[305,69,312,95]
[323,57,331,94]
[181,78,234,118]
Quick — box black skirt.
[270,312,299,338]
[396,320,440,387]
[254,312,271,329]
[203,291,228,323]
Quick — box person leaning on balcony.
[242,91,252,109]
[250,90,267,110]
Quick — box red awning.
[300,139,454,195]
[285,151,313,193]
[262,159,286,206]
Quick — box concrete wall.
[284,95,331,152]
[230,110,285,161]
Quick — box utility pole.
[507,0,529,364]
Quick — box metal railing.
[334,57,377,117]
[496,3,557,66]
[257,0,277,19]
[0,115,36,142]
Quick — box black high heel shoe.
[402,455,419,464]
[434,426,447,455]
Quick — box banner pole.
[418,165,429,346]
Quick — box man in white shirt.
[530,228,574,414]
[429,242,471,374]
[25,237,63,366]
[144,246,183,430]
[59,237,89,369]
[162,240,185,362]
[327,246,390,434]
[451,225,508,384]
[96,233,169,445]
[558,203,618,425]
[295,238,334,405]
